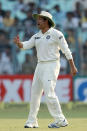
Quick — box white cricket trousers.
[27,60,65,123]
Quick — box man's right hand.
[14,35,23,48]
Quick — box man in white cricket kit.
[14,11,77,128]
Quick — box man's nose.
[37,19,40,24]
[37,19,40,22]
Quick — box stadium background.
[0,0,87,130]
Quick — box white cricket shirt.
[22,28,72,62]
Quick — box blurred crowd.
[0,0,87,75]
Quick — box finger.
[13,38,16,43]
[73,72,77,76]
[14,37,19,44]
[71,71,76,76]
[14,37,17,43]
[17,35,20,41]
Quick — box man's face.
[37,16,48,29]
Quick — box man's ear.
[46,19,49,24]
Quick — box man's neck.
[41,27,50,34]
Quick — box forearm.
[69,59,76,68]
[17,40,34,49]
[68,59,78,76]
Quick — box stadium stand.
[0,0,87,75]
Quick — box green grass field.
[0,102,87,131]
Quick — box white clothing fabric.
[23,28,71,125]
[27,61,65,124]
[22,28,72,62]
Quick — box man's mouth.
[37,23,40,26]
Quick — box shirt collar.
[39,27,53,35]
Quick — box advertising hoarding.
[0,75,72,103]
[74,76,87,102]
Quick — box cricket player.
[14,11,78,128]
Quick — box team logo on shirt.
[46,35,50,39]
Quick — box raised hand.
[14,35,23,48]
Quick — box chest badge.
[46,35,50,39]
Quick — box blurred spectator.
[24,0,37,4]
[73,1,82,19]
[22,53,34,74]
[52,5,65,29]
[10,17,20,36]
[65,29,76,54]
[39,0,49,9]
[0,30,12,74]
[0,2,5,17]
[16,46,34,68]
[14,0,26,11]
[81,40,87,75]
[3,11,15,31]
[37,6,42,14]
[0,50,13,74]
[24,10,36,40]
[24,10,34,26]
[74,0,87,9]
[28,2,36,12]
[80,9,87,30]
[0,2,5,29]
[10,17,24,41]
[60,54,68,75]
[63,12,79,30]
[0,15,4,30]
[0,31,11,51]
[0,0,86,75]
[79,9,87,43]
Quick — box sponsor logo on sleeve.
[59,36,63,39]
[35,37,40,39]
